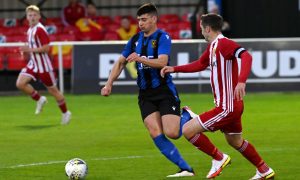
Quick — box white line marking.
[1,147,299,169]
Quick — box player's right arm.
[161,48,210,77]
[101,56,127,96]
[101,34,136,96]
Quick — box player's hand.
[20,46,31,53]
[126,52,140,63]
[160,66,174,78]
[101,85,112,97]
[234,82,246,101]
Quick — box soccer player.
[161,13,275,179]
[16,5,71,125]
[101,3,194,177]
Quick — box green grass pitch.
[0,92,299,179]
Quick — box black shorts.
[138,85,181,120]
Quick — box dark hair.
[137,3,158,17]
[201,13,223,31]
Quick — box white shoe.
[206,154,231,179]
[35,96,47,115]
[167,169,195,178]
[250,168,275,180]
[61,111,71,125]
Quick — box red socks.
[189,133,223,161]
[31,91,41,101]
[57,99,68,113]
[237,140,269,173]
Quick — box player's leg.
[182,107,231,179]
[41,71,71,124]
[16,70,47,114]
[224,133,275,179]
[144,113,194,177]
[47,85,71,124]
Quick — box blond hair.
[26,5,40,14]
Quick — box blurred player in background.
[16,5,71,125]
[101,3,194,177]
[116,15,138,40]
[161,13,275,179]
[61,0,86,26]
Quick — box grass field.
[0,92,299,179]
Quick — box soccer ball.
[65,158,88,180]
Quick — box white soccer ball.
[65,158,88,180]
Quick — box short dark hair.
[137,3,158,17]
[201,13,223,31]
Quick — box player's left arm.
[235,51,252,101]
[126,33,170,68]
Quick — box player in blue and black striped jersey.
[101,3,194,177]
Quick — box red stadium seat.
[178,21,191,30]
[105,23,120,32]
[0,54,4,70]
[62,26,80,36]
[168,29,180,40]
[45,17,64,27]
[97,16,112,26]
[52,53,72,69]
[6,34,27,42]
[113,15,135,24]
[6,53,28,71]
[57,33,77,41]
[103,31,120,40]
[159,14,180,24]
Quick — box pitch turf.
[0,92,299,179]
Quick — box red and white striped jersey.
[173,34,250,112]
[27,22,53,73]
[208,34,245,111]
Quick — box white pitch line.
[2,147,299,169]
[2,156,146,169]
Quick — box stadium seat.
[113,15,135,24]
[49,34,57,41]
[62,26,80,36]
[0,54,4,70]
[168,29,180,40]
[57,33,77,41]
[157,22,168,31]
[6,34,27,42]
[103,31,120,40]
[52,53,72,69]
[105,23,120,32]
[159,14,180,24]
[6,53,28,71]
[2,18,19,27]
[178,21,191,30]
[45,17,64,27]
[97,16,112,26]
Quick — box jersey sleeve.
[220,38,245,60]
[174,47,210,73]
[121,36,135,58]
[158,33,171,55]
[36,27,50,45]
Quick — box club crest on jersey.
[151,40,157,48]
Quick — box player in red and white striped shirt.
[161,14,275,179]
[16,5,71,125]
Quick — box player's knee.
[16,80,25,90]
[227,138,243,149]
[148,128,162,139]
[165,130,179,139]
